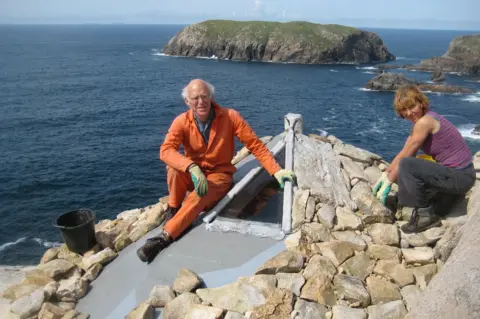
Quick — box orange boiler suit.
[159,102,281,239]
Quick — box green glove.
[188,164,208,197]
[372,172,392,205]
[274,169,297,188]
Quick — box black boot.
[137,231,172,263]
[401,206,441,234]
[160,205,180,226]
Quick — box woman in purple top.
[373,84,475,233]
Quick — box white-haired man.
[137,79,296,263]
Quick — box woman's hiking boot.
[401,205,441,233]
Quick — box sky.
[1,0,479,30]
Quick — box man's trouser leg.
[166,166,193,208]
[164,172,233,240]
[397,157,475,209]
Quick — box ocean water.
[1,25,479,265]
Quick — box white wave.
[362,71,377,74]
[32,238,62,248]
[462,94,480,103]
[329,69,339,73]
[356,66,377,70]
[152,52,167,57]
[457,124,480,140]
[422,91,444,95]
[357,88,378,92]
[0,237,27,252]
[197,55,219,60]
[314,129,328,136]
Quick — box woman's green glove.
[188,164,208,197]
[274,169,297,188]
[372,172,392,205]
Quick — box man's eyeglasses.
[189,95,210,103]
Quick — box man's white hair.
[181,80,215,99]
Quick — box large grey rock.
[247,288,293,319]
[332,231,367,251]
[333,143,382,165]
[412,264,437,290]
[301,223,331,243]
[37,259,75,278]
[367,244,402,262]
[293,299,328,319]
[196,282,265,313]
[82,248,117,269]
[292,189,309,229]
[305,197,316,222]
[148,285,175,307]
[373,260,414,287]
[38,302,67,319]
[163,293,202,319]
[56,271,88,302]
[237,275,277,298]
[315,241,354,267]
[433,224,462,262]
[275,273,305,296]
[402,247,435,265]
[364,166,382,186]
[335,207,363,231]
[172,268,202,294]
[402,225,446,247]
[185,305,224,319]
[10,288,45,319]
[125,301,153,319]
[300,273,337,306]
[224,312,246,319]
[400,285,422,311]
[340,155,368,182]
[294,135,356,210]
[368,223,399,246]
[350,182,391,216]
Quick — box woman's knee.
[398,157,416,177]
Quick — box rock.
[82,248,117,270]
[82,244,101,259]
[292,189,309,229]
[62,310,90,319]
[185,305,224,319]
[331,231,367,251]
[366,300,407,319]
[341,252,376,281]
[412,264,437,290]
[163,20,395,64]
[37,259,75,278]
[275,273,305,296]
[56,270,88,302]
[335,207,363,231]
[305,197,316,222]
[95,219,130,250]
[315,241,354,267]
[148,285,175,307]
[434,224,461,262]
[303,254,337,280]
[431,69,446,82]
[373,260,414,287]
[248,288,294,319]
[196,282,265,314]
[301,223,331,243]
[333,274,371,307]
[53,301,75,311]
[113,231,132,252]
[117,208,142,221]
[402,247,435,265]
[418,83,473,94]
[400,285,422,311]
[2,284,41,301]
[333,143,382,165]
[367,244,402,262]
[316,204,336,229]
[43,281,59,300]
[256,251,304,275]
[38,302,66,319]
[237,275,277,298]
[332,305,366,319]
[172,268,202,294]
[340,155,368,182]
[10,288,45,319]
[368,223,399,246]
[300,273,336,306]
[401,225,445,247]
[82,263,102,282]
[365,276,402,305]
[364,166,382,186]
[40,247,61,264]
[128,223,151,243]
[293,299,328,319]
[224,312,246,319]
[284,231,304,249]
[350,182,392,216]
[22,269,54,286]
[125,301,153,319]
[365,72,417,91]
[163,293,201,319]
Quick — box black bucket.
[53,209,97,254]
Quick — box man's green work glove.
[372,172,392,205]
[274,169,297,188]
[188,164,208,197]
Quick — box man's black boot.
[137,231,172,263]
[401,206,441,234]
[160,205,180,226]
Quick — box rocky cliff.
[162,20,395,64]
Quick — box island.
[162,20,395,64]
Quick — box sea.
[1,24,479,265]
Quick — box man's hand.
[372,172,392,205]
[274,169,297,188]
[188,164,208,197]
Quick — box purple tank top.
[421,111,472,168]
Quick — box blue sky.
[1,0,479,30]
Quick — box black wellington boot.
[137,231,172,263]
